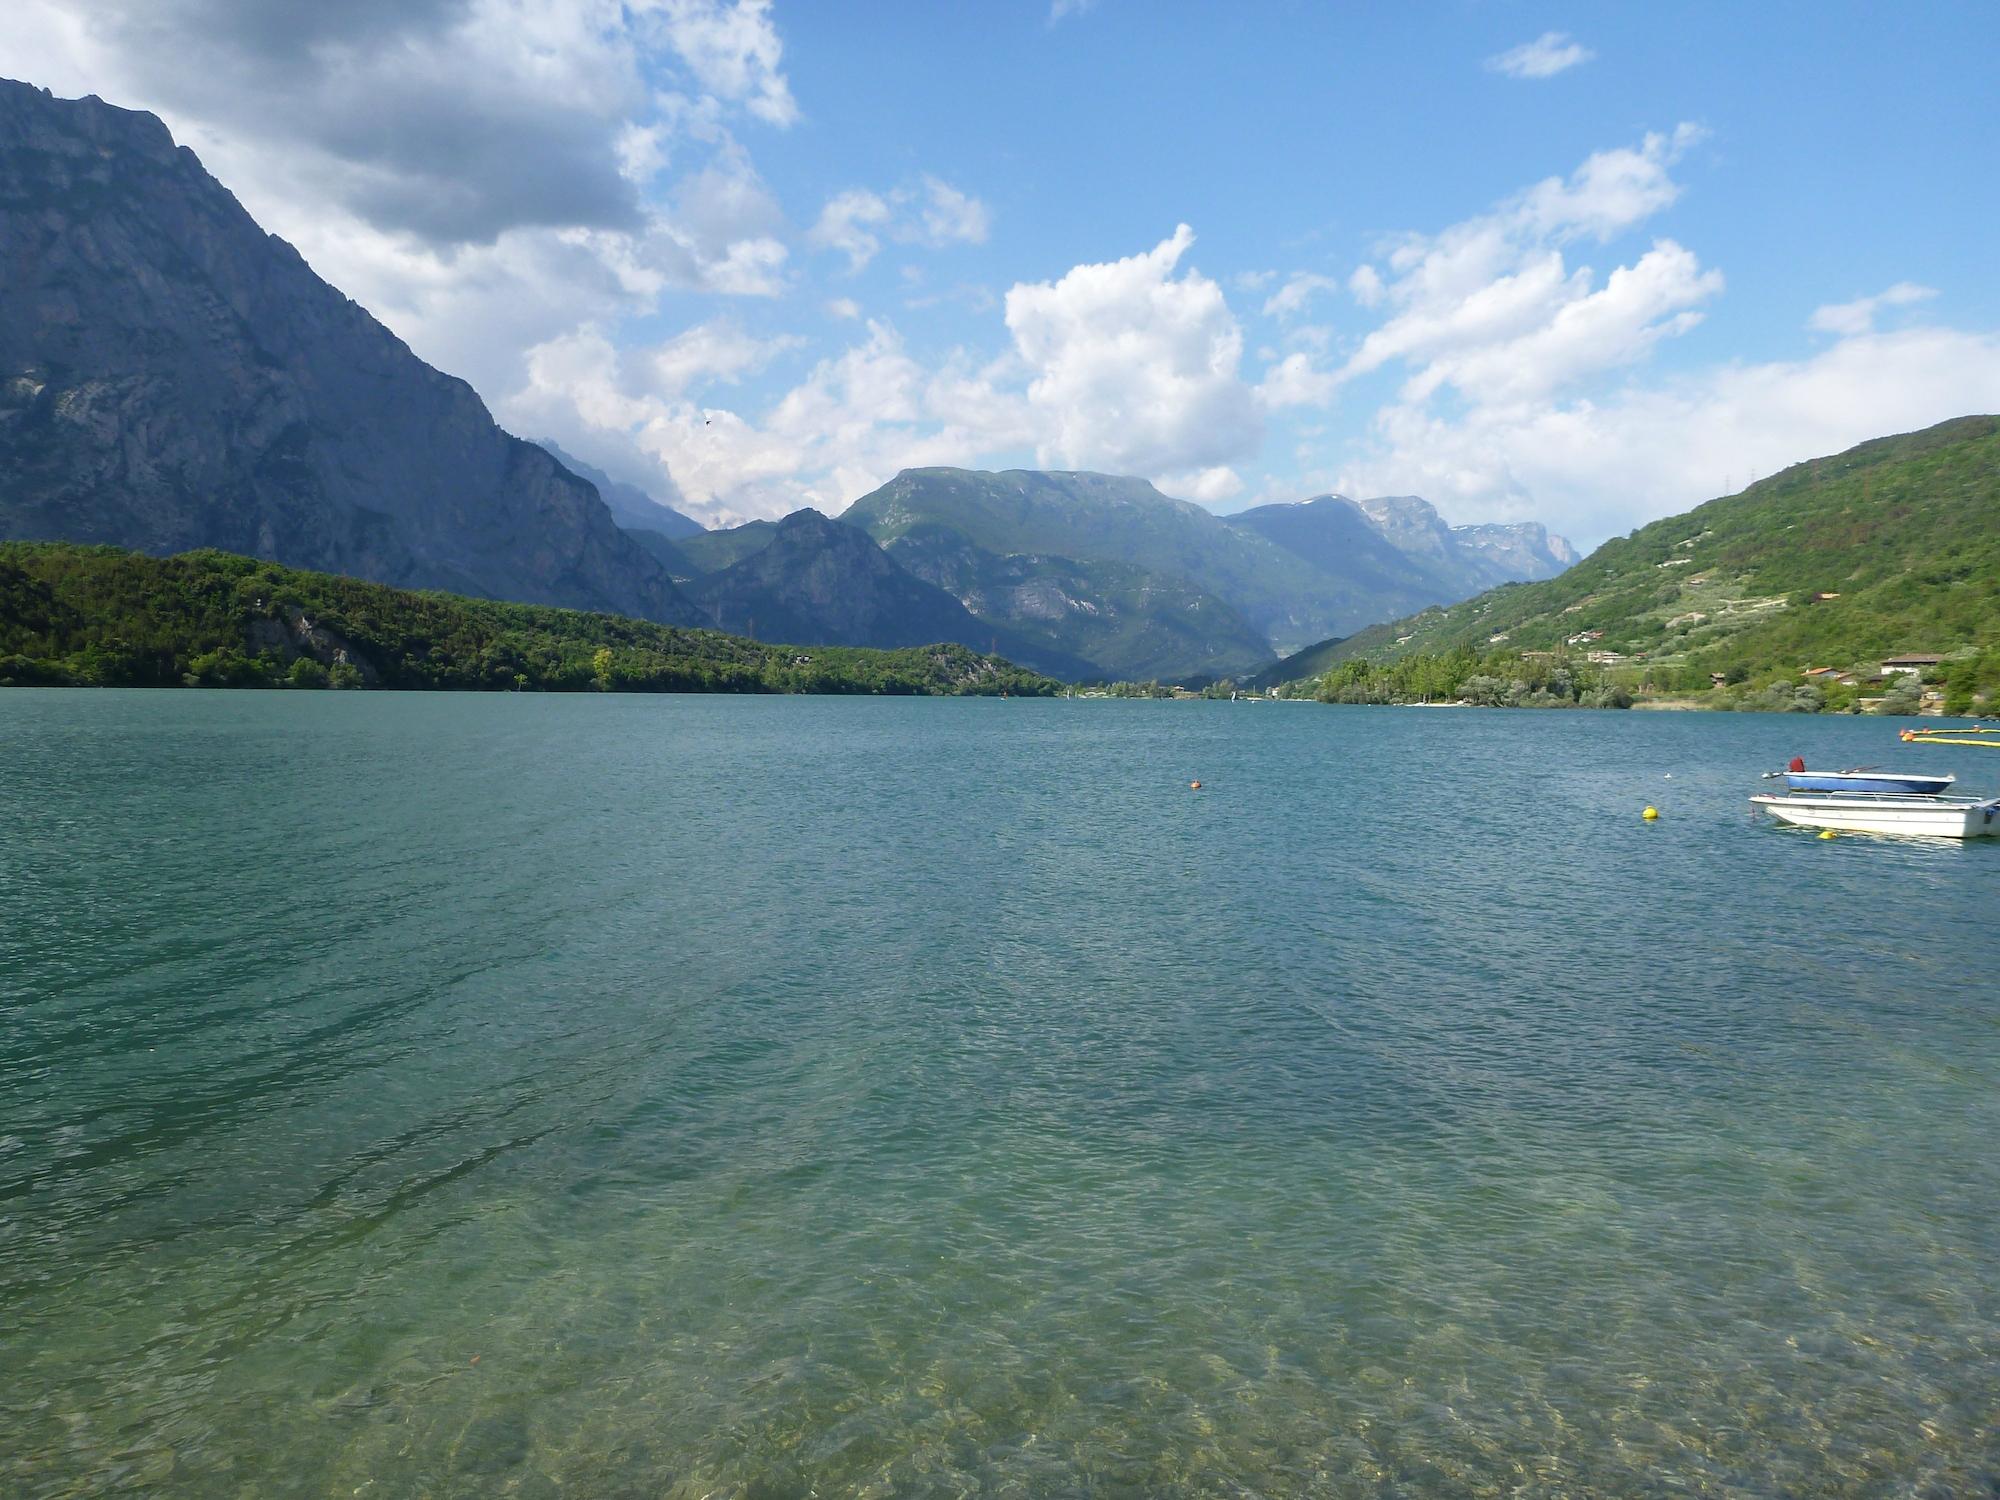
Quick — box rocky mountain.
[0,81,702,625]
[1453,520,1578,584]
[838,468,1575,679]
[1230,493,1574,606]
[842,468,1354,660]
[860,521,1274,684]
[534,440,705,540]
[680,509,1092,677]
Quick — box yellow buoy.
[1819,829,1837,840]
[1642,806,1658,820]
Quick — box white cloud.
[807,176,991,271]
[1348,264,1385,307]
[507,319,1037,525]
[1004,224,1264,477]
[826,297,863,320]
[1158,466,1245,503]
[655,0,798,127]
[1262,272,1341,320]
[918,175,992,246]
[0,0,802,402]
[512,226,1269,520]
[1807,281,1938,336]
[644,318,798,393]
[1049,0,1096,21]
[1486,31,1594,80]
[1337,326,2000,545]
[1257,352,1339,410]
[1338,127,1714,406]
[807,189,891,271]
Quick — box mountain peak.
[0,81,701,625]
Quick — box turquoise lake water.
[3,690,1998,1497]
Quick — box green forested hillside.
[0,544,1060,695]
[1320,417,2000,704]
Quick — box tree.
[287,656,330,688]
[592,645,614,690]
[1875,676,1922,715]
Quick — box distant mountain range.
[0,78,1574,684]
[1310,415,2000,694]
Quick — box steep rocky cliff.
[0,81,701,624]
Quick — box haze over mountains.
[0,79,1574,683]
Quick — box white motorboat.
[1750,790,2000,839]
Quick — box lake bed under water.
[3,691,1997,1496]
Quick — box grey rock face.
[0,81,702,625]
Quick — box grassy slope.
[1324,416,2000,680]
[0,543,1061,694]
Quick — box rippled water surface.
[4,691,1998,1497]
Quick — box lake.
[3,691,1997,1497]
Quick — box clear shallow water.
[3,691,1998,1499]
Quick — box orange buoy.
[1190,780,1202,790]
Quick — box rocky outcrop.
[0,81,703,625]
[1452,521,1578,583]
[1232,493,1578,609]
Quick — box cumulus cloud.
[3,0,797,246]
[1336,326,2000,546]
[644,318,800,394]
[1486,31,1594,80]
[807,176,991,272]
[808,189,892,271]
[1807,281,1938,336]
[513,226,1267,519]
[658,0,798,126]
[1338,126,1716,404]
[1005,225,1262,481]
[506,319,1037,525]
[0,0,802,398]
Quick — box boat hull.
[1751,793,2000,839]
[1783,771,1955,795]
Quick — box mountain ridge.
[0,80,703,626]
[1311,415,2000,704]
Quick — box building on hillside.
[1881,654,1943,676]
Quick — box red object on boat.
[1788,755,1806,772]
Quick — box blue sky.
[6,2,1997,545]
